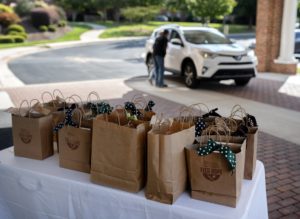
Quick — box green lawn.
[0,23,91,49]
[98,21,254,39]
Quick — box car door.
[165,30,185,73]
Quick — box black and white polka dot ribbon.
[144,100,155,112]
[53,108,77,132]
[195,117,206,137]
[243,113,257,127]
[124,101,142,117]
[197,138,236,171]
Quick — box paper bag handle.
[41,91,55,106]
[52,89,65,99]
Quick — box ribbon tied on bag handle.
[144,100,155,112]
[197,138,236,171]
[53,107,77,132]
[124,101,142,118]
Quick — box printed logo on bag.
[65,132,80,150]
[200,167,222,181]
[200,161,222,181]
[19,129,32,144]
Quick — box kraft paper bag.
[185,135,246,207]
[244,127,258,180]
[146,122,195,204]
[91,114,149,193]
[12,114,53,160]
[58,126,91,173]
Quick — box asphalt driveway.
[8,39,147,84]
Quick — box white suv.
[144,24,258,88]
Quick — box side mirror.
[170,38,183,47]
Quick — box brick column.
[256,0,297,74]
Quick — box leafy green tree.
[165,0,189,21]
[14,0,35,17]
[54,0,88,21]
[235,0,257,29]
[121,6,160,22]
[186,0,236,24]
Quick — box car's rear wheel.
[235,78,251,86]
[183,61,198,88]
[146,54,154,75]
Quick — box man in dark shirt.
[152,29,169,87]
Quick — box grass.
[0,23,91,50]
[98,21,254,39]
[297,67,300,74]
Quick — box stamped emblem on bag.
[65,132,80,150]
[200,167,222,181]
[19,129,32,144]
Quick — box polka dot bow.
[145,100,155,112]
[53,108,77,132]
[124,101,142,117]
[195,117,206,137]
[243,114,257,127]
[197,138,236,171]
[87,102,113,116]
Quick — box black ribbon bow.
[125,101,142,117]
[197,138,236,171]
[202,108,222,118]
[54,108,77,132]
[144,100,155,112]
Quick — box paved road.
[8,39,148,84]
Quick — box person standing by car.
[151,29,169,87]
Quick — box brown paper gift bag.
[244,127,258,180]
[11,100,53,160]
[229,105,258,180]
[58,125,91,173]
[185,135,246,207]
[91,113,149,193]
[145,119,195,204]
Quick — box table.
[0,147,268,219]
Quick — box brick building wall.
[256,0,297,74]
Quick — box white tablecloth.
[0,147,268,219]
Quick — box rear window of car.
[183,30,232,44]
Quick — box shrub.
[58,20,67,27]
[31,7,60,28]
[11,35,25,43]
[0,4,14,13]
[48,24,56,32]
[14,0,35,17]
[0,12,20,28]
[7,24,25,33]
[39,25,48,32]
[0,35,15,43]
[8,31,28,39]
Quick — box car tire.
[183,61,198,88]
[146,55,154,75]
[235,78,251,86]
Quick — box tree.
[186,0,236,24]
[165,0,189,21]
[54,0,88,21]
[235,0,257,29]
